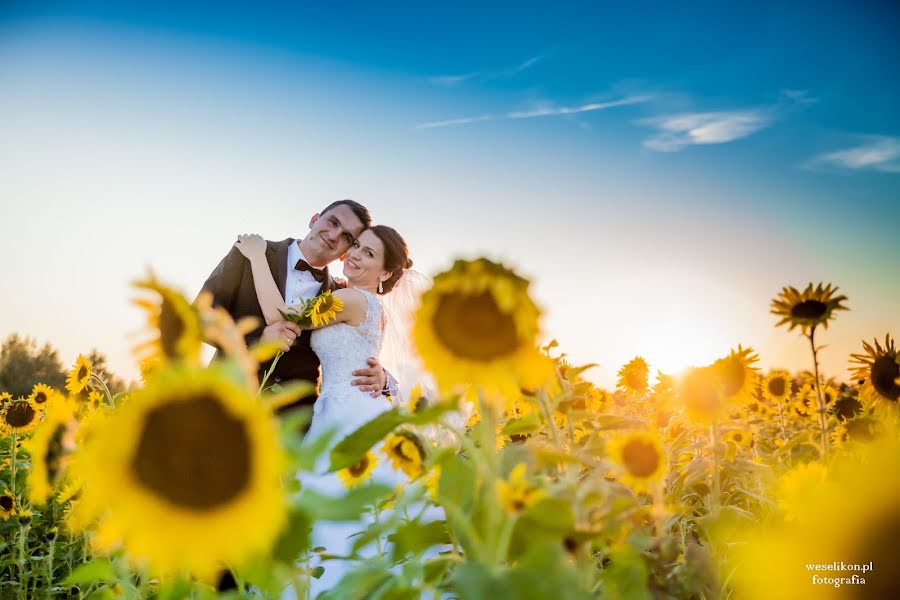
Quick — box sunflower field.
[1,260,898,599]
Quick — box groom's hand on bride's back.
[351,357,387,398]
[260,321,301,352]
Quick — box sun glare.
[639,319,724,376]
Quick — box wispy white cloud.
[416,114,495,129]
[507,96,650,119]
[806,136,900,173]
[428,73,479,88]
[416,95,649,129]
[780,89,819,105]
[639,109,773,152]
[427,54,544,87]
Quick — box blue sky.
[1,1,898,386]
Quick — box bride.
[233,226,423,597]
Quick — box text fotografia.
[807,562,874,588]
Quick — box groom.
[199,199,389,414]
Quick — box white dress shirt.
[285,240,326,305]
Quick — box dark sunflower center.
[432,292,520,361]
[0,495,12,511]
[34,391,48,404]
[852,507,900,598]
[790,300,827,320]
[131,394,251,510]
[45,425,67,484]
[4,402,36,428]
[719,360,746,397]
[833,396,862,421]
[683,373,721,415]
[621,439,660,478]
[348,456,370,477]
[158,297,187,359]
[733,433,743,443]
[316,298,334,314]
[845,418,879,443]
[870,356,900,401]
[767,377,786,397]
[77,366,88,381]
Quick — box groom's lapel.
[266,238,293,299]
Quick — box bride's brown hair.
[370,225,412,294]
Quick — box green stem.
[495,515,517,565]
[807,327,829,458]
[709,422,721,516]
[90,373,114,407]
[257,350,284,395]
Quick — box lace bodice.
[308,289,386,440]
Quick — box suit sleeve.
[199,246,245,311]
[198,246,266,345]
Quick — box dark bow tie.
[294,258,327,282]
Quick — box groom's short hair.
[320,199,371,228]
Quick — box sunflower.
[0,491,14,520]
[496,463,545,514]
[725,428,753,449]
[406,384,428,414]
[24,398,78,505]
[28,383,56,409]
[770,282,848,334]
[308,290,344,328]
[84,390,106,411]
[678,366,727,424]
[850,334,900,411]
[791,384,816,418]
[382,430,426,479]
[832,394,863,421]
[727,436,900,599]
[72,363,286,579]
[617,357,650,397]
[760,369,791,406]
[337,451,379,489]
[412,258,544,396]
[0,399,41,435]
[741,397,772,420]
[712,345,759,405]
[607,431,665,492]
[0,392,12,406]
[133,275,204,365]
[66,355,93,395]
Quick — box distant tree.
[0,335,130,397]
[0,334,67,396]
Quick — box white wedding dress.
[283,289,404,599]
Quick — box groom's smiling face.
[305,204,366,263]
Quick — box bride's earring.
[378,279,383,294]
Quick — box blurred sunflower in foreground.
[413,258,546,397]
[24,398,79,505]
[850,334,900,411]
[770,282,848,334]
[73,364,286,579]
[727,434,900,599]
[133,274,204,365]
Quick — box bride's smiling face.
[342,229,390,289]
